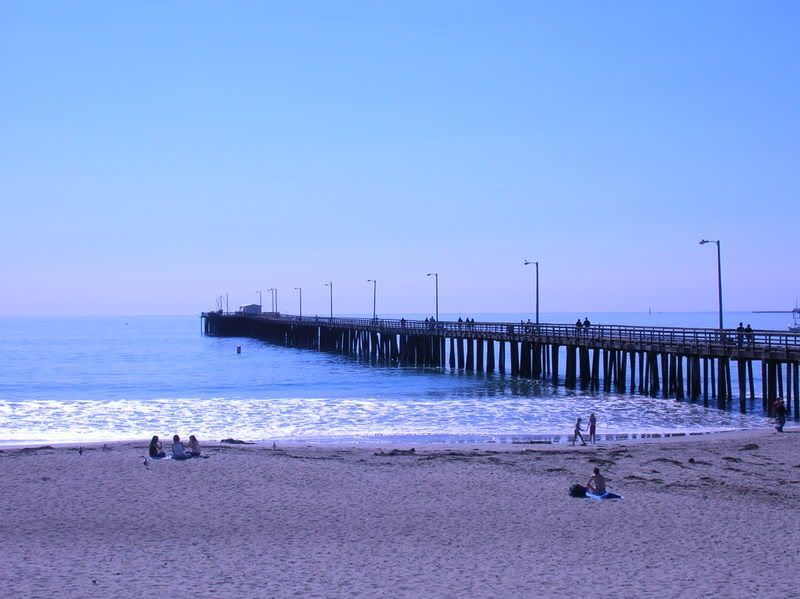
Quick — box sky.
[1,1,798,317]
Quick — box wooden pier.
[201,311,800,419]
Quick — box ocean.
[0,312,794,446]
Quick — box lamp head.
[426,273,436,277]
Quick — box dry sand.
[2,429,799,599]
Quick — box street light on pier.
[324,282,333,318]
[426,273,439,322]
[257,290,262,311]
[267,288,276,313]
[294,287,302,319]
[699,239,724,330]
[367,279,377,319]
[523,259,539,324]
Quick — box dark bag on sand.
[569,484,588,498]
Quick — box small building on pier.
[239,304,262,315]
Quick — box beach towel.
[586,491,623,501]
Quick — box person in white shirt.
[172,434,190,460]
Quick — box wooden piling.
[510,341,519,376]
[737,359,747,413]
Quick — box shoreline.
[0,424,792,452]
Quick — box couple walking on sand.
[572,413,597,446]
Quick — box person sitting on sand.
[188,434,202,457]
[572,417,587,446]
[587,467,606,495]
[171,434,191,460]
[149,435,166,459]
[588,413,597,444]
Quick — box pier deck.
[202,312,800,418]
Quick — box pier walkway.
[202,311,800,419]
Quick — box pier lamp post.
[257,290,262,311]
[426,273,439,322]
[268,288,276,313]
[367,279,377,319]
[294,287,302,319]
[523,259,539,324]
[699,239,724,330]
[324,282,333,318]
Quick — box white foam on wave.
[0,393,772,445]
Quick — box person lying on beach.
[171,434,191,460]
[149,435,166,459]
[587,467,606,494]
[188,434,201,457]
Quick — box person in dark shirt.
[745,324,754,347]
[774,397,787,432]
[736,322,745,348]
[148,435,166,459]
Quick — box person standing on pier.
[588,413,597,444]
[572,417,587,446]
[575,319,583,336]
[745,324,754,347]
[583,318,591,336]
[736,323,745,348]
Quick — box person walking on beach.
[587,467,606,495]
[588,413,597,444]
[572,417,587,446]
[773,397,787,432]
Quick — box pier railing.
[223,312,800,352]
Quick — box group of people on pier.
[574,317,592,335]
[735,322,755,348]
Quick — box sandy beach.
[2,429,799,599]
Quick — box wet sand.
[1,429,799,598]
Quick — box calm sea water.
[0,312,793,445]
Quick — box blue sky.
[1,1,798,317]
